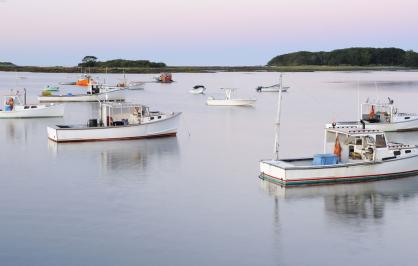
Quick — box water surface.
[1,71,418,265]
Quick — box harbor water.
[1,71,418,265]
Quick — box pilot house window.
[376,134,387,148]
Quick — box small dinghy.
[0,89,64,118]
[189,85,206,94]
[327,97,418,132]
[38,84,125,102]
[256,73,289,92]
[206,88,255,106]
[259,89,418,186]
[47,102,181,142]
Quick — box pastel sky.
[1,0,418,66]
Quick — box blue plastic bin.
[313,154,338,165]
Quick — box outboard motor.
[360,119,366,129]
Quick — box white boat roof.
[101,102,148,108]
[326,127,384,136]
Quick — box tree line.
[268,48,418,67]
[79,56,166,68]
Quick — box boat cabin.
[323,127,414,164]
[96,102,168,127]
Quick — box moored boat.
[259,89,418,186]
[0,90,64,118]
[326,98,418,132]
[75,74,97,86]
[206,88,255,106]
[154,73,173,83]
[47,102,181,142]
[189,85,206,94]
[38,84,125,102]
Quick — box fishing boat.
[115,74,145,90]
[47,102,181,142]
[38,84,125,102]
[259,89,418,186]
[256,74,290,92]
[154,73,173,83]
[326,98,418,132]
[206,88,255,106]
[75,74,96,86]
[189,85,206,94]
[117,81,145,90]
[0,90,64,118]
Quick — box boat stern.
[259,160,288,185]
[47,126,59,142]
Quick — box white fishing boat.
[47,102,181,142]
[259,89,418,186]
[0,90,64,118]
[206,88,255,106]
[327,98,418,132]
[189,85,206,94]
[116,74,145,90]
[256,74,290,92]
[125,81,145,90]
[38,84,125,102]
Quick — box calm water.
[1,71,418,265]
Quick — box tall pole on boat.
[274,74,283,161]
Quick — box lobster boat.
[154,73,173,83]
[0,90,64,118]
[327,98,418,132]
[38,84,125,102]
[47,102,181,142]
[259,89,418,186]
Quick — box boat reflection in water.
[0,118,62,145]
[48,137,180,180]
[260,176,418,221]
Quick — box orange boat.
[76,74,96,86]
[154,73,173,83]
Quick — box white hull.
[0,104,64,118]
[189,88,205,94]
[47,112,181,142]
[258,87,289,92]
[206,99,256,106]
[38,91,125,102]
[329,118,418,132]
[260,154,418,186]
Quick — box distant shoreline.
[0,65,414,74]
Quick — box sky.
[1,0,418,66]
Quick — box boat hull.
[206,99,256,106]
[47,112,181,142]
[260,155,418,186]
[38,91,125,102]
[189,88,205,94]
[0,104,65,118]
[329,118,418,132]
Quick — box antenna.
[274,73,284,161]
[357,81,360,120]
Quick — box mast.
[274,73,284,161]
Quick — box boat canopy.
[326,127,384,137]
